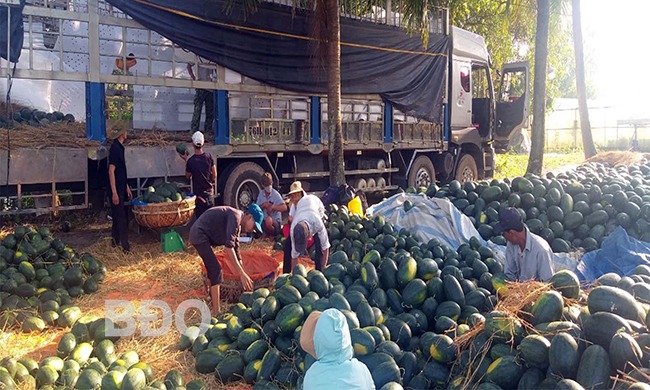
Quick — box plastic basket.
[132,196,196,229]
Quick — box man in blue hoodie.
[301,309,375,390]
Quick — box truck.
[0,0,528,214]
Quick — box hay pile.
[0,222,278,386]
[0,120,214,150]
[0,122,93,150]
[451,281,553,387]
[587,151,650,166]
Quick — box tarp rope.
[131,0,447,58]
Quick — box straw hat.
[299,310,322,359]
[108,123,129,140]
[286,181,305,196]
[115,53,137,71]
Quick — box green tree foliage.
[449,0,579,104]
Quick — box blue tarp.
[106,0,450,123]
[366,193,491,251]
[367,193,580,271]
[576,227,650,282]
[0,1,25,62]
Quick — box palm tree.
[228,0,441,187]
[314,0,345,187]
[572,0,597,158]
[314,0,443,186]
[526,0,550,175]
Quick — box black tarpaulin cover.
[107,0,449,123]
[0,0,25,63]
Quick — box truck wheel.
[223,162,265,210]
[366,178,376,191]
[455,154,478,184]
[408,155,435,188]
[355,178,367,191]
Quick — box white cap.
[192,131,204,147]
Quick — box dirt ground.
[1,213,282,388]
[2,150,647,387]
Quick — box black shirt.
[186,153,215,199]
[189,206,241,251]
[108,140,128,199]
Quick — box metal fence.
[542,104,650,152]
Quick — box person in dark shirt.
[180,131,216,218]
[189,204,264,313]
[108,126,132,252]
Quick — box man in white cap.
[180,131,216,218]
[282,181,330,273]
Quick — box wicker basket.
[132,196,196,229]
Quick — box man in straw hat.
[107,124,132,252]
[282,181,330,273]
[114,52,137,75]
[189,204,264,313]
[300,309,374,389]
[179,131,216,219]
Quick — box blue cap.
[493,207,524,234]
[247,204,264,234]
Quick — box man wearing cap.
[283,181,330,273]
[189,204,264,313]
[180,131,216,218]
[256,172,287,238]
[107,125,132,252]
[493,207,555,282]
[300,309,374,389]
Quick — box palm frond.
[222,0,262,18]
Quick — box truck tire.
[223,162,265,210]
[355,178,367,191]
[455,154,478,183]
[366,178,376,191]
[408,155,435,188]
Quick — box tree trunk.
[572,0,597,159]
[526,0,550,176]
[326,0,345,187]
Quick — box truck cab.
[443,27,529,182]
[494,62,530,152]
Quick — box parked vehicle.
[0,0,527,213]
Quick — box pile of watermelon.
[179,205,650,389]
[0,225,106,333]
[0,315,207,389]
[135,183,184,204]
[415,160,650,253]
[455,267,650,390]
[5,107,76,127]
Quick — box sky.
[581,0,650,117]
